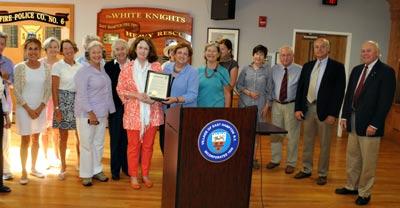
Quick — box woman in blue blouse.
[236,44,270,169]
[162,42,198,107]
[197,43,230,107]
[159,42,199,153]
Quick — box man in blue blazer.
[335,41,396,206]
[294,38,346,185]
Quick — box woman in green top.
[197,43,231,107]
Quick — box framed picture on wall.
[266,52,276,67]
[275,51,281,65]
[207,28,240,60]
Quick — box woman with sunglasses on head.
[14,38,52,185]
[159,42,199,154]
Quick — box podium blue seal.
[198,119,240,163]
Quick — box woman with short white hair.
[74,41,115,186]
[104,39,129,180]
[76,34,100,64]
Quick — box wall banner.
[97,7,193,59]
[0,11,69,26]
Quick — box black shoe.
[294,171,311,179]
[112,175,120,180]
[266,162,280,169]
[285,166,295,174]
[316,176,327,185]
[355,196,371,206]
[335,187,358,195]
[0,185,11,193]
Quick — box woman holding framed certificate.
[159,42,199,153]
[116,37,163,190]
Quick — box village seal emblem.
[198,119,239,163]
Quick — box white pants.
[3,113,12,174]
[77,117,107,178]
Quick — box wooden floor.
[1,125,400,208]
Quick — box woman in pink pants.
[117,37,163,190]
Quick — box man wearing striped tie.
[293,38,346,185]
[265,46,301,174]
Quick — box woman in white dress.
[40,37,60,168]
[14,38,51,185]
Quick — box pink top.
[116,61,164,130]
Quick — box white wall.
[2,0,390,69]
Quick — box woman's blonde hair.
[43,37,60,52]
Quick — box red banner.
[97,7,193,59]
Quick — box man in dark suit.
[294,38,346,185]
[335,41,396,206]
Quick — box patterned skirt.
[53,90,76,130]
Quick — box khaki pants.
[2,113,12,174]
[270,102,300,167]
[302,103,333,177]
[345,114,380,197]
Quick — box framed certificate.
[145,71,172,101]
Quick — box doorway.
[293,29,352,71]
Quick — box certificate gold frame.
[207,28,240,61]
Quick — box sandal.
[142,176,153,188]
[19,177,29,185]
[130,177,141,190]
[58,171,66,181]
[30,169,45,178]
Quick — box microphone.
[214,67,248,108]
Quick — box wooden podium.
[162,106,258,208]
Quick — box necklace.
[173,65,183,73]
[204,67,216,78]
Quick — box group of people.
[0,32,396,206]
[263,38,395,206]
